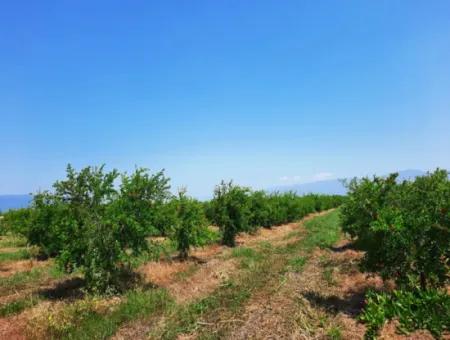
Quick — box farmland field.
[0,209,444,339]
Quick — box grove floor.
[0,211,440,339]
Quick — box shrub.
[1,208,32,237]
[118,168,171,238]
[172,190,208,260]
[21,165,171,294]
[152,200,178,237]
[341,169,449,290]
[211,181,251,247]
[249,191,272,228]
[361,289,450,339]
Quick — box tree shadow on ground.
[302,287,379,317]
[329,241,360,253]
[38,275,158,301]
[38,277,85,300]
[170,254,207,264]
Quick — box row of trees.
[207,181,344,246]
[341,169,449,290]
[0,165,344,294]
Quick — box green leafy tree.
[172,189,208,260]
[211,181,251,247]
[249,190,272,228]
[118,168,171,237]
[1,207,32,237]
[23,164,171,294]
[341,169,450,290]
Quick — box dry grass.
[0,259,49,278]
[379,320,436,340]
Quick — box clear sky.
[1,1,450,198]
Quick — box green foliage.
[172,190,208,259]
[152,200,178,236]
[341,169,450,290]
[0,208,32,237]
[248,190,272,228]
[209,181,345,247]
[248,192,344,228]
[2,162,344,294]
[361,289,450,339]
[117,167,171,238]
[211,181,252,247]
[13,165,171,294]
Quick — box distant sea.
[0,195,31,212]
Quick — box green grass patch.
[230,246,259,259]
[0,264,65,295]
[302,209,342,249]
[288,256,307,273]
[0,248,31,262]
[0,295,40,317]
[327,325,343,339]
[43,288,173,340]
[230,246,264,269]
[0,267,44,291]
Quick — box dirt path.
[138,210,331,305]
[113,211,331,339]
[225,240,376,339]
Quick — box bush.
[248,191,272,228]
[118,168,171,238]
[21,165,171,294]
[341,169,449,290]
[172,190,208,260]
[361,289,450,339]
[1,208,32,237]
[211,181,252,247]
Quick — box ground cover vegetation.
[341,169,450,338]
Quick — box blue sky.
[1,1,450,198]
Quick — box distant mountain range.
[269,169,426,195]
